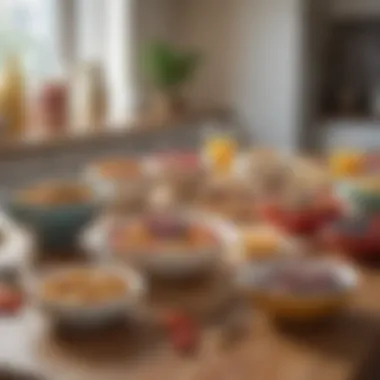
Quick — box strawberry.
[161,311,200,354]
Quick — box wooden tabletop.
[1,256,380,380]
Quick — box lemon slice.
[243,227,280,260]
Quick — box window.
[0,0,136,125]
[0,0,59,88]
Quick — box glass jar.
[70,62,107,134]
[34,80,68,137]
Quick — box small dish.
[237,257,357,321]
[143,151,204,202]
[28,264,146,327]
[84,157,147,201]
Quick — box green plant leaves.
[143,42,200,91]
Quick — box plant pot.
[150,91,184,122]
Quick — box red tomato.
[260,204,323,234]
[0,287,23,314]
[260,197,341,235]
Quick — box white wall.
[175,0,304,152]
[135,0,177,105]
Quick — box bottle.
[34,80,68,138]
[0,56,26,139]
[70,62,107,134]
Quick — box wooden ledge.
[0,107,228,160]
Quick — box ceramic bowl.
[237,257,357,321]
[334,178,380,213]
[349,189,380,213]
[0,215,34,280]
[259,202,341,235]
[27,264,146,327]
[8,198,99,251]
[81,213,241,278]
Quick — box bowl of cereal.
[83,212,239,277]
[30,264,146,326]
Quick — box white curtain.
[74,0,137,125]
[104,0,136,125]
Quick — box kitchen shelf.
[0,107,228,160]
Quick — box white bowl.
[28,264,147,327]
[0,213,34,276]
[81,213,242,278]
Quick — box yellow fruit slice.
[243,228,279,259]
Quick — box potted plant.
[142,42,200,121]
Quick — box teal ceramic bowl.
[334,179,380,213]
[7,201,99,251]
[348,189,380,213]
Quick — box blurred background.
[2,2,380,379]
[1,0,380,190]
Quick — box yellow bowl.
[245,289,352,320]
[238,258,357,321]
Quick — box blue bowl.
[7,201,99,251]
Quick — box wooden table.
[1,250,380,380]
